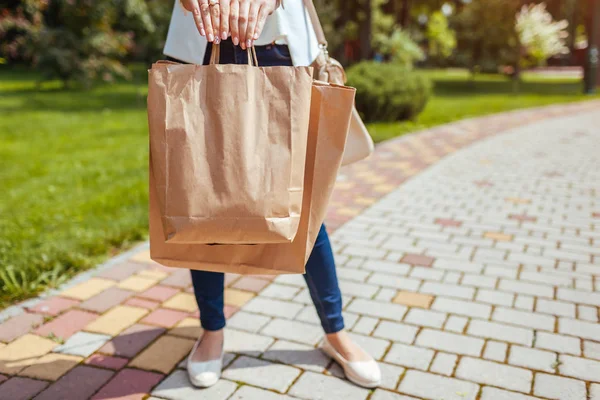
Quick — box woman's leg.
[304,225,373,362]
[303,224,344,334]
[191,270,226,331]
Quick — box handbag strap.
[302,0,328,49]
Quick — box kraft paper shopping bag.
[149,81,355,274]
[147,45,312,245]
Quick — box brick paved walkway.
[1,101,599,400]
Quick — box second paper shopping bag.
[148,46,313,245]
[149,81,356,275]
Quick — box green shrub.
[347,62,432,123]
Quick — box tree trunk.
[399,0,411,27]
[358,0,372,60]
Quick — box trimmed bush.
[347,62,433,123]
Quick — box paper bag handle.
[209,43,259,66]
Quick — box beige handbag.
[304,0,375,166]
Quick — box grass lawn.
[368,69,598,143]
[0,66,597,307]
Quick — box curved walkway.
[0,101,599,400]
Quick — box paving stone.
[371,389,419,400]
[294,305,322,325]
[129,335,194,374]
[232,276,271,293]
[375,288,398,302]
[368,273,422,291]
[508,345,556,372]
[274,273,306,287]
[139,285,180,302]
[85,354,129,370]
[35,309,98,339]
[138,269,170,280]
[534,331,581,355]
[378,362,405,390]
[0,374,5,384]
[79,287,134,313]
[347,332,390,359]
[337,267,371,282]
[430,352,457,376]
[19,353,82,381]
[34,365,114,400]
[483,340,507,362]
[125,297,161,310]
[162,293,197,312]
[0,334,57,374]
[420,281,474,300]
[98,324,166,358]
[227,311,271,333]
[229,385,297,400]
[400,253,435,267]
[432,259,483,274]
[409,266,444,281]
[533,373,586,400]
[118,275,160,292]
[591,384,600,400]
[0,377,49,400]
[536,298,576,318]
[361,260,411,276]
[467,319,533,346]
[558,354,600,382]
[339,279,380,298]
[224,328,274,356]
[347,299,407,321]
[351,316,378,335]
[60,278,116,300]
[577,304,598,321]
[262,339,330,372]
[26,296,79,317]
[403,308,446,328]
[514,295,535,311]
[393,291,434,308]
[223,355,301,393]
[456,357,533,393]
[54,331,111,357]
[559,317,600,341]
[86,305,148,335]
[493,307,555,331]
[431,297,491,319]
[259,283,301,300]
[384,343,434,370]
[462,274,497,289]
[0,312,43,342]
[584,340,600,360]
[140,308,189,328]
[243,297,303,318]
[498,279,554,298]
[91,368,164,400]
[444,315,468,333]
[416,328,484,356]
[480,387,541,400]
[261,318,323,346]
[373,321,418,344]
[398,370,479,400]
[289,370,370,400]
[152,370,237,400]
[96,261,148,280]
[476,289,514,307]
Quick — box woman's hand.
[180,0,278,50]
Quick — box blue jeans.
[189,39,344,334]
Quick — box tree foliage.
[426,11,456,61]
[516,3,569,67]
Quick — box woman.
[163,0,381,389]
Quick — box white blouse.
[163,0,320,66]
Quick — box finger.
[182,0,206,36]
[245,2,259,48]
[238,0,250,49]
[199,0,214,41]
[219,0,230,40]
[210,1,221,43]
[253,4,270,42]
[229,0,240,46]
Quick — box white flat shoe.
[320,336,381,388]
[186,339,224,388]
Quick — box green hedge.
[347,62,433,123]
